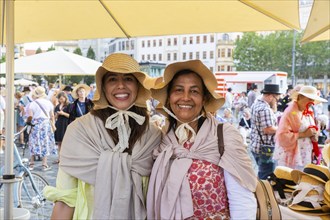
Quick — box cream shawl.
[60,113,161,219]
[147,114,257,219]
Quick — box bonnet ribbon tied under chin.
[105,105,145,152]
[163,106,202,145]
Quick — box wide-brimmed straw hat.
[72,84,90,99]
[290,86,327,104]
[273,166,297,190]
[32,86,47,99]
[291,164,330,184]
[324,181,330,208]
[151,60,224,114]
[93,53,150,110]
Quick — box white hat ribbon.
[292,182,324,208]
[163,106,201,145]
[105,105,145,152]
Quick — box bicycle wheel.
[18,172,53,220]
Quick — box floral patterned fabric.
[29,117,57,157]
[184,142,230,220]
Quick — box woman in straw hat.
[147,60,258,219]
[67,83,93,123]
[27,86,56,171]
[44,53,161,219]
[273,85,328,170]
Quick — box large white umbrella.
[14,79,38,86]
[0,0,301,218]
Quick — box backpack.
[217,123,281,220]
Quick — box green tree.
[47,45,55,51]
[87,46,96,60]
[0,55,5,63]
[35,47,42,54]
[233,31,330,79]
[73,47,82,55]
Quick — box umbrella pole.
[4,0,15,219]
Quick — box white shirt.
[29,98,54,118]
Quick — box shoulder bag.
[217,123,281,220]
[35,101,56,133]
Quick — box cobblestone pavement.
[0,145,58,219]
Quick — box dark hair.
[90,71,149,154]
[227,87,232,92]
[90,106,149,154]
[56,91,70,106]
[165,70,210,133]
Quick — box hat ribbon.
[268,174,295,199]
[302,102,315,117]
[105,105,145,152]
[292,182,324,208]
[163,106,202,145]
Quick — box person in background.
[47,83,56,100]
[238,108,252,145]
[250,84,281,179]
[62,85,74,103]
[273,85,327,170]
[277,85,293,112]
[87,83,96,100]
[27,86,56,171]
[67,84,93,124]
[147,60,257,219]
[216,107,236,125]
[0,94,5,154]
[248,84,259,108]
[234,91,248,119]
[53,92,70,164]
[15,91,25,147]
[44,53,161,219]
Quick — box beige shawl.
[60,113,161,219]
[147,115,257,219]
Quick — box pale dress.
[274,114,314,170]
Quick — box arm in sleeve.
[224,170,257,220]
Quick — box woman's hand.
[300,127,317,138]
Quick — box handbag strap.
[217,123,224,157]
[35,100,50,118]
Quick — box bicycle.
[0,125,53,219]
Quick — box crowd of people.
[0,53,329,219]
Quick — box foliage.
[73,47,82,55]
[233,31,330,79]
[35,47,43,54]
[47,45,55,51]
[0,55,5,63]
[87,46,96,60]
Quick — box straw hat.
[292,164,330,184]
[151,60,224,114]
[72,84,91,99]
[324,181,330,207]
[290,86,327,104]
[273,166,297,190]
[322,144,330,166]
[93,53,150,110]
[31,86,47,99]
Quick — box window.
[222,34,229,41]
[167,38,171,46]
[220,65,225,71]
[227,66,231,71]
[147,40,150,47]
[221,49,225,57]
[217,49,220,58]
[159,53,162,61]
[153,39,156,47]
[173,52,177,60]
[203,51,207,59]
[189,52,193,59]
[182,52,186,60]
[131,41,134,50]
[210,51,214,59]
[227,48,232,58]
[142,40,145,48]
[196,36,200,44]
[142,55,145,60]
[122,41,125,50]
[174,38,177,46]
[119,42,122,51]
[126,41,129,50]
[196,52,200,59]
[167,53,171,61]
[153,54,156,61]
[210,34,214,43]
[217,66,220,71]
[210,67,214,72]
[189,36,193,44]
[183,37,187,45]
[159,39,162,47]
[203,35,207,43]
[147,54,150,60]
